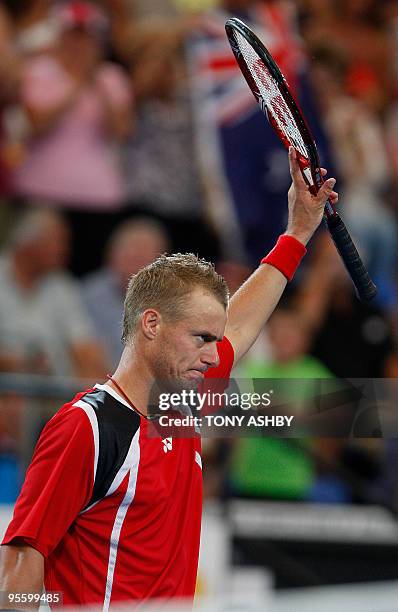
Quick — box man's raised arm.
[225,147,338,364]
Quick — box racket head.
[225,17,321,190]
[225,17,377,302]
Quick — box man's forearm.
[224,147,338,365]
[0,545,44,610]
[225,262,287,364]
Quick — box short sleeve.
[201,337,235,416]
[205,336,235,381]
[2,405,95,558]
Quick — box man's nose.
[202,344,220,368]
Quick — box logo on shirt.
[162,437,173,453]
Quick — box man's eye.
[196,335,207,343]
[196,334,215,343]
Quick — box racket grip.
[325,213,377,302]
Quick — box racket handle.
[325,212,377,301]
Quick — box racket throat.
[324,200,335,217]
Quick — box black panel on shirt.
[81,389,141,509]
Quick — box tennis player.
[0,149,337,609]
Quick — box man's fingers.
[288,147,306,186]
[288,149,338,204]
[317,172,338,204]
[317,177,337,205]
[325,178,336,190]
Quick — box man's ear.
[141,309,161,340]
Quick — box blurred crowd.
[0,0,397,510]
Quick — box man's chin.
[148,376,205,419]
[152,377,199,395]
[172,377,200,393]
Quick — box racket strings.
[234,31,308,159]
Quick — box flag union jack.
[188,5,304,127]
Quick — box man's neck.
[107,347,153,417]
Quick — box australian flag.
[187,2,335,266]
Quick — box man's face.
[150,288,227,391]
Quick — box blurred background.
[0,0,398,609]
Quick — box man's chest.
[134,434,202,503]
[77,432,202,546]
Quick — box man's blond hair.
[122,253,229,344]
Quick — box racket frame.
[225,17,335,216]
[225,17,377,301]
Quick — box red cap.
[55,2,108,36]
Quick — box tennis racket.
[225,17,377,301]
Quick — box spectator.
[296,234,396,378]
[240,306,331,380]
[0,0,58,187]
[82,216,169,369]
[302,0,390,112]
[216,260,251,296]
[131,0,177,19]
[229,305,337,502]
[121,20,221,262]
[0,207,107,378]
[0,4,21,197]
[310,46,397,311]
[11,1,133,276]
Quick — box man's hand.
[286,147,338,246]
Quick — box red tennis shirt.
[2,337,234,608]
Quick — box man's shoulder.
[47,388,97,425]
[35,388,99,452]
[70,386,142,509]
[43,386,141,449]
[73,386,142,445]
